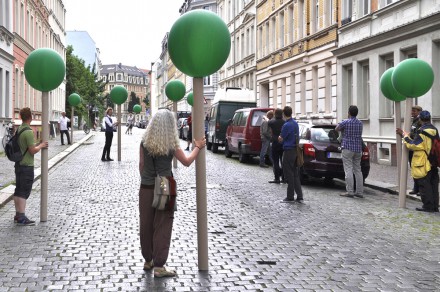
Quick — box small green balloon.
[133,104,141,113]
[168,10,231,77]
[24,48,66,92]
[380,68,406,102]
[392,58,434,98]
[165,80,186,102]
[68,93,81,107]
[187,92,194,106]
[110,86,128,105]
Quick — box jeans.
[282,148,303,200]
[417,168,439,211]
[60,130,70,144]
[341,149,363,195]
[271,141,284,181]
[260,138,271,165]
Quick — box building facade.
[100,63,149,123]
[333,0,440,165]
[217,0,257,98]
[11,0,66,139]
[66,30,101,76]
[0,0,14,146]
[255,0,338,122]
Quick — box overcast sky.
[64,0,184,69]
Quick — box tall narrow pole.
[70,106,74,143]
[193,77,208,270]
[41,92,49,222]
[118,104,122,161]
[398,98,412,208]
[395,101,402,189]
[173,101,178,168]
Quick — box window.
[342,0,353,19]
[288,5,294,43]
[250,26,254,55]
[204,75,211,86]
[380,55,394,118]
[298,0,304,39]
[358,61,370,119]
[343,65,353,111]
[241,32,245,59]
[109,75,114,81]
[379,0,396,9]
[116,73,123,81]
[265,22,269,56]
[279,11,284,48]
[361,0,370,16]
[271,17,276,51]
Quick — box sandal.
[143,260,154,271]
[154,267,177,278]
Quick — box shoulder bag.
[151,157,177,211]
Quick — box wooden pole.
[398,98,412,208]
[173,101,178,168]
[40,92,49,222]
[118,104,122,161]
[395,101,402,189]
[193,77,208,270]
[70,106,74,143]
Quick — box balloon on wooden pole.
[110,86,128,162]
[168,9,230,271]
[24,48,65,222]
[68,93,81,144]
[165,80,186,169]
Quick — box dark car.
[298,123,370,183]
[137,119,147,129]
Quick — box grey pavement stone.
[0,127,439,291]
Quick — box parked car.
[207,87,256,153]
[298,123,370,183]
[137,119,147,129]
[177,118,188,139]
[225,107,274,163]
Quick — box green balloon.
[392,58,434,98]
[68,93,81,106]
[24,48,66,92]
[133,104,141,113]
[380,68,406,102]
[165,80,186,101]
[168,10,231,77]
[110,86,128,105]
[187,92,194,106]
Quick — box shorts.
[13,165,34,199]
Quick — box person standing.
[259,110,274,168]
[125,113,134,135]
[268,108,285,183]
[336,105,364,198]
[399,110,439,212]
[185,115,192,151]
[101,108,118,161]
[58,111,71,145]
[278,106,303,202]
[13,107,48,225]
[139,109,206,277]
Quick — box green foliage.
[127,91,140,112]
[66,46,107,124]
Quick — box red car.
[298,123,370,183]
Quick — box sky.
[63,0,184,69]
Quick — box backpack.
[5,127,31,162]
[420,130,440,168]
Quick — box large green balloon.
[165,80,186,102]
[392,58,434,98]
[110,86,128,105]
[24,48,66,92]
[68,93,81,106]
[380,68,406,102]
[133,104,141,113]
[168,10,231,77]
[187,92,194,106]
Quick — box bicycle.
[2,122,14,149]
[82,122,90,134]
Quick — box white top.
[58,116,70,131]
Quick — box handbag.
[151,157,177,211]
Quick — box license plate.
[327,152,342,159]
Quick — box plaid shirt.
[337,117,363,153]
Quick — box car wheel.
[238,146,247,163]
[323,177,334,185]
[212,143,219,153]
[225,142,232,158]
[299,166,310,184]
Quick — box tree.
[65,46,107,125]
[127,91,140,113]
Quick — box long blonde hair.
[142,109,180,156]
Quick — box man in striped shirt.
[336,105,364,198]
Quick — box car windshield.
[311,127,340,144]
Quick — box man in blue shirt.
[278,106,303,202]
[336,105,363,198]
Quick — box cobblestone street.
[0,127,439,291]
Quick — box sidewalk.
[0,130,93,206]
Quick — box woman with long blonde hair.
[138,109,205,278]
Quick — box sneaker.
[259,164,269,168]
[409,190,419,195]
[143,260,154,271]
[13,215,18,223]
[16,216,35,226]
[340,192,354,198]
[295,198,304,203]
[282,197,295,202]
[268,180,281,184]
[354,194,364,198]
[154,267,176,278]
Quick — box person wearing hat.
[398,110,439,213]
[397,105,422,195]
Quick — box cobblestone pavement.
[0,127,439,291]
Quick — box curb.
[0,133,94,208]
